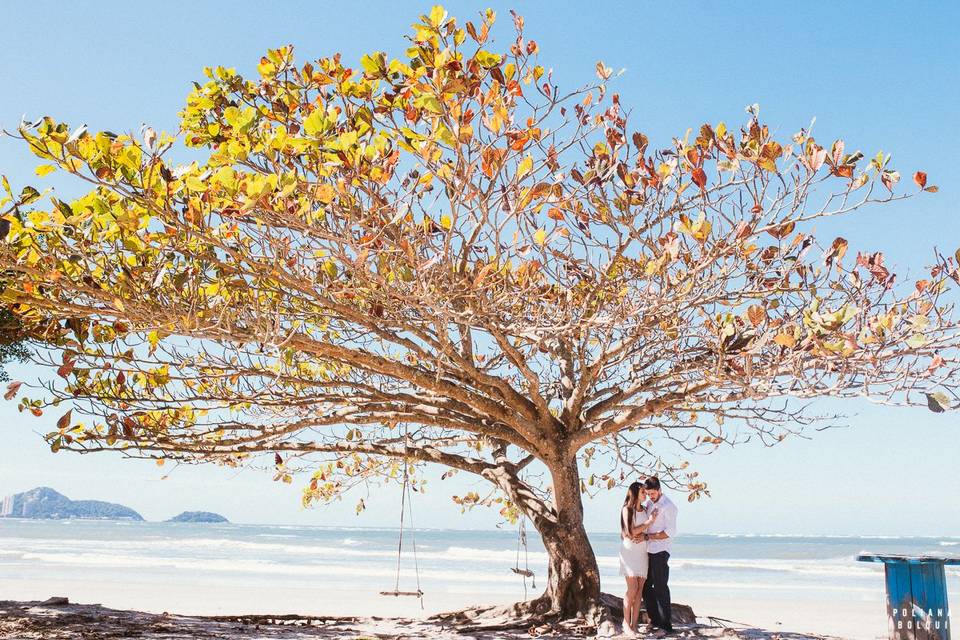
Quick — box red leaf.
[57,409,72,431]
[913,171,927,189]
[4,381,22,401]
[824,237,848,267]
[57,360,75,379]
[691,167,707,191]
[856,251,892,285]
[833,165,853,178]
[733,221,752,240]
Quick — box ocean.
[1,519,957,639]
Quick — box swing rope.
[381,425,423,606]
[405,468,423,608]
[511,513,536,596]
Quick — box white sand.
[3,576,890,640]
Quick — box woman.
[619,481,658,636]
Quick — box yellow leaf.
[185,176,207,192]
[303,109,327,137]
[517,155,533,179]
[113,298,126,312]
[534,228,547,245]
[147,330,161,354]
[35,164,56,177]
[440,214,452,230]
[428,5,447,27]
[475,50,502,69]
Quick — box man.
[640,476,677,634]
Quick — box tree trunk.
[527,455,603,619]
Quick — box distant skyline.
[1,1,958,536]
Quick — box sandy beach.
[0,596,841,640]
[6,521,951,640]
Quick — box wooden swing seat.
[510,568,535,578]
[379,590,424,597]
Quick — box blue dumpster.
[857,554,957,640]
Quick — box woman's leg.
[630,577,645,630]
[623,576,636,630]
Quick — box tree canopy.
[0,306,29,382]
[1,4,958,617]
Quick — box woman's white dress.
[618,508,649,577]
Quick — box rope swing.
[511,515,536,598]
[379,425,424,607]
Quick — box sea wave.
[11,550,908,595]
[694,532,952,540]
[16,551,516,585]
[4,530,958,582]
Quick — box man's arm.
[647,504,677,540]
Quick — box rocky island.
[0,487,143,521]
[165,511,229,523]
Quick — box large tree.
[1,6,958,620]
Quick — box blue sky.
[1,1,958,535]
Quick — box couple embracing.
[618,476,678,636]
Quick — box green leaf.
[475,50,502,69]
[19,186,41,205]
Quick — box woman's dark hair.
[644,476,661,491]
[620,481,644,536]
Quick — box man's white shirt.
[645,493,677,554]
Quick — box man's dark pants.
[643,551,672,631]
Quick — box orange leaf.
[766,221,795,240]
[913,171,927,189]
[773,332,797,348]
[746,305,766,327]
[691,167,707,191]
